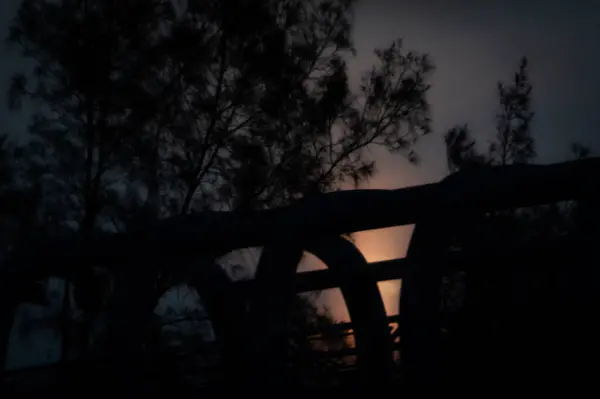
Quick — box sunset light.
[302,225,414,321]
[3,0,599,394]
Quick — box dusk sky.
[330,0,600,318]
[1,0,600,364]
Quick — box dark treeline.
[438,59,599,394]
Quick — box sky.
[2,0,600,367]
[338,0,600,319]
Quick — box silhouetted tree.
[7,0,167,235]
[439,57,598,392]
[7,0,433,235]
[4,0,433,392]
[0,135,41,252]
[444,125,487,172]
[490,57,535,165]
[444,57,534,171]
[116,0,434,216]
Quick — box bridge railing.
[1,157,599,393]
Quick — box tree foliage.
[3,0,433,391]
[7,0,434,233]
[439,56,597,392]
[444,57,534,172]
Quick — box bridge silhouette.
[1,157,599,395]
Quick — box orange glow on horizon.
[351,225,413,263]
[307,225,414,321]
